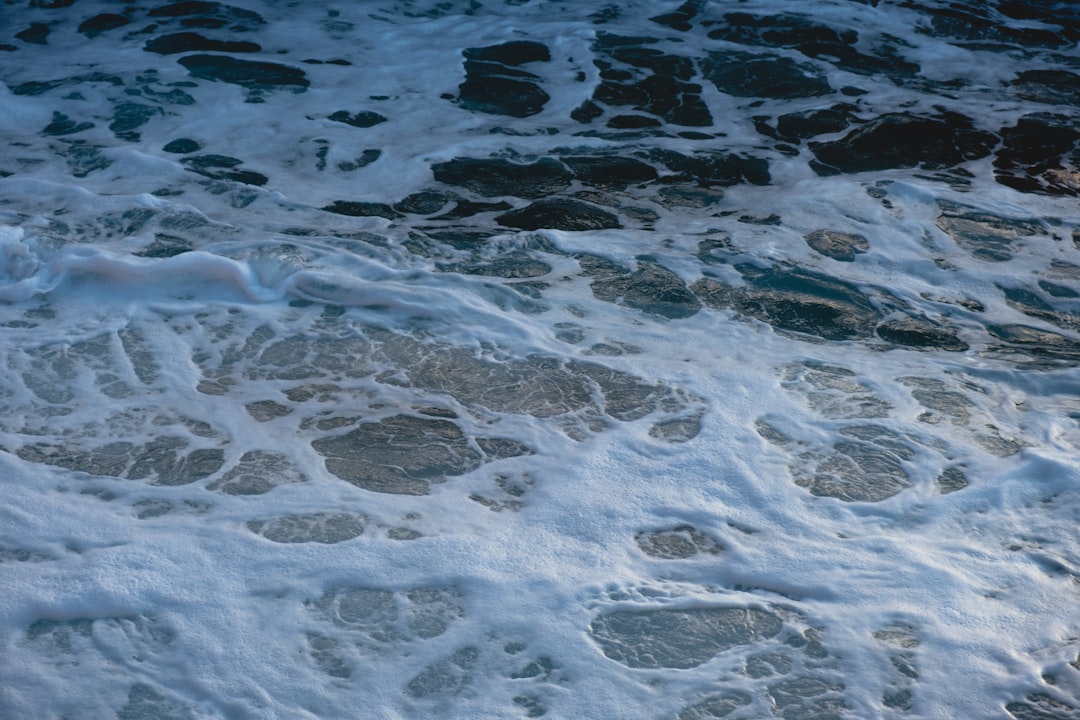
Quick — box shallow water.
[1,1,1079,718]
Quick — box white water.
[1,1,1079,718]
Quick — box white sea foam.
[1,0,1079,718]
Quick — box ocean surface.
[1,1,1079,718]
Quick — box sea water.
[1,1,1079,718]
